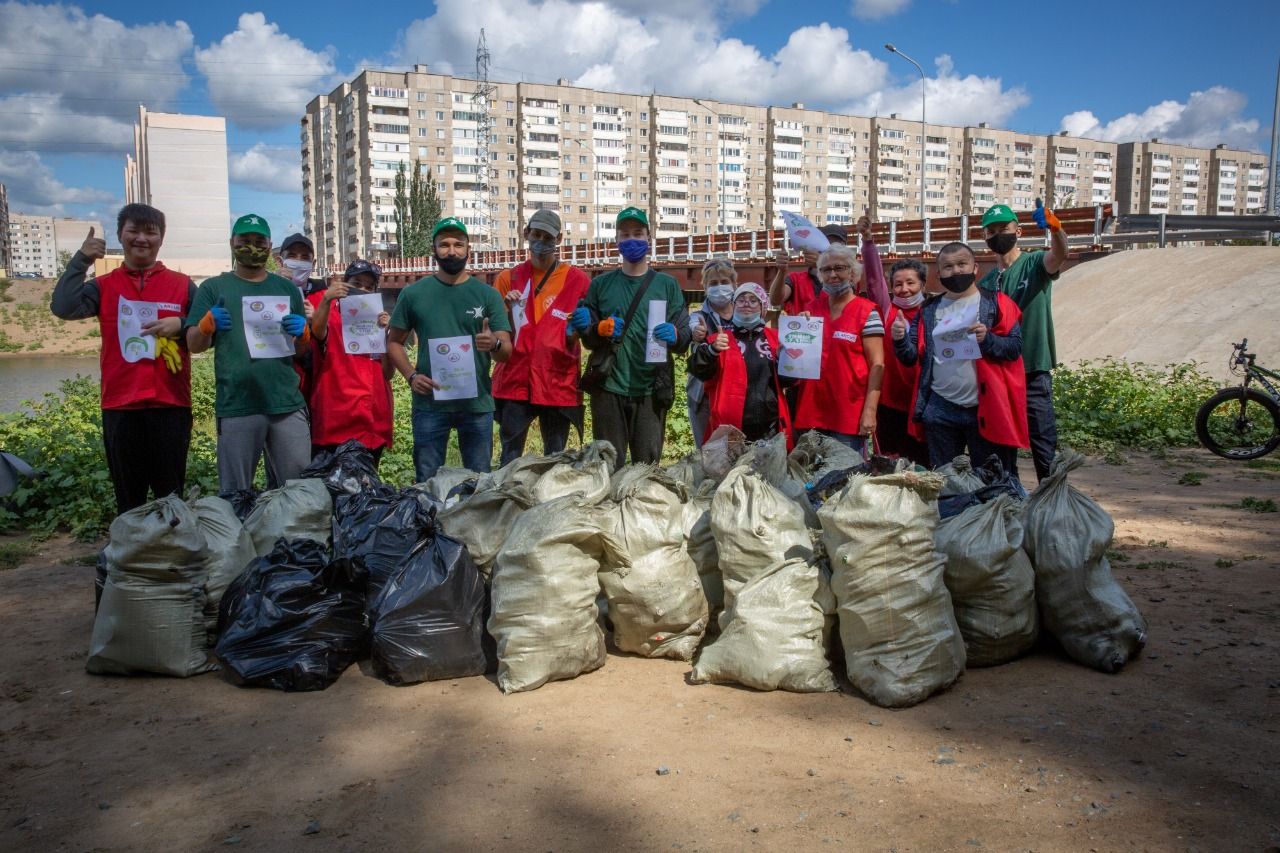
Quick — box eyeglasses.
[819,264,851,275]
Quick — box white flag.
[780,210,831,254]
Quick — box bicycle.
[1194,339,1280,460]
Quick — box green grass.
[0,539,36,571]
[1178,471,1206,486]
[1239,497,1277,513]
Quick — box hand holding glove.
[1032,198,1061,232]
[154,336,181,373]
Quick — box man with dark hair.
[978,201,1068,481]
[51,202,196,514]
[185,214,312,492]
[387,217,513,481]
[569,207,690,468]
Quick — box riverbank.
[0,278,98,357]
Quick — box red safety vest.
[784,269,821,316]
[792,293,877,434]
[882,303,925,440]
[96,262,192,410]
[702,325,794,449]
[491,261,591,408]
[306,292,394,450]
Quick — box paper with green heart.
[778,314,823,379]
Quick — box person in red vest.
[306,259,394,461]
[892,242,1028,487]
[491,209,591,465]
[791,243,885,454]
[767,223,849,317]
[877,258,930,466]
[687,283,793,444]
[51,203,195,514]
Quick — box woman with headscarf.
[688,283,792,445]
[791,243,885,454]
[686,257,737,448]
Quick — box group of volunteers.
[53,195,1065,516]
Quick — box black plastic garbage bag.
[333,486,440,604]
[218,489,261,522]
[369,518,487,685]
[937,455,1025,520]
[301,439,382,496]
[214,539,368,692]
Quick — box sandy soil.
[0,449,1277,853]
[0,278,98,356]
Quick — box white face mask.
[281,257,313,286]
[892,291,925,309]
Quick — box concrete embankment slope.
[1053,246,1278,379]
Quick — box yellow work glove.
[155,336,182,374]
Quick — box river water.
[0,356,100,414]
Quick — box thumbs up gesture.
[891,311,908,341]
[474,316,497,352]
[81,227,106,261]
[711,331,730,352]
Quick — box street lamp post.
[885,43,927,221]
[572,138,602,242]
[693,99,727,235]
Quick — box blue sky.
[1,0,1275,247]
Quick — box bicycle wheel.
[1195,387,1280,460]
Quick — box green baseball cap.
[616,206,649,228]
[232,213,271,238]
[980,204,1018,228]
[431,217,468,240]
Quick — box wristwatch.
[407,371,419,385]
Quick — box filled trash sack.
[242,478,333,557]
[214,539,367,692]
[700,424,748,483]
[417,467,480,506]
[193,495,257,637]
[217,489,260,522]
[819,471,966,708]
[679,480,722,627]
[935,454,987,497]
[788,430,867,483]
[1022,450,1147,673]
[936,455,1026,519]
[300,439,382,496]
[437,482,538,579]
[332,485,440,604]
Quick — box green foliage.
[393,159,443,259]
[1239,496,1277,513]
[0,538,36,571]
[664,356,695,463]
[56,250,73,278]
[0,277,13,302]
[1052,359,1217,453]
[1177,471,1206,486]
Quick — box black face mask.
[435,252,467,276]
[939,272,976,294]
[985,232,1018,255]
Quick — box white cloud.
[195,12,338,130]
[229,143,302,194]
[0,3,192,152]
[1060,87,1262,150]
[852,54,1030,127]
[0,150,117,216]
[851,0,911,20]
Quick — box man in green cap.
[388,217,513,481]
[978,199,1068,482]
[567,207,690,468]
[185,213,312,491]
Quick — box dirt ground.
[0,278,98,355]
[0,449,1276,853]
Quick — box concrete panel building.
[1116,139,1214,216]
[52,217,105,259]
[7,214,57,277]
[124,106,231,276]
[961,123,1049,215]
[1207,145,1269,216]
[1046,134,1119,210]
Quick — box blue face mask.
[618,238,649,263]
[705,284,734,308]
[733,311,763,329]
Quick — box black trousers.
[1025,371,1059,482]
[875,404,930,467]
[496,398,572,467]
[590,391,666,470]
[101,406,193,514]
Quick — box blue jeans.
[816,429,867,457]
[411,408,494,482]
[921,393,1022,491]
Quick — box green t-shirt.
[583,270,686,397]
[185,272,306,418]
[979,250,1058,375]
[389,274,512,413]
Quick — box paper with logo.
[339,292,386,355]
[933,298,982,362]
[777,314,823,379]
[427,335,478,401]
[645,299,668,363]
[510,283,530,343]
[116,296,157,363]
[240,295,295,359]
[780,210,831,254]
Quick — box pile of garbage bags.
[86,435,1146,704]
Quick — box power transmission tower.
[473,29,496,249]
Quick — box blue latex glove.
[569,306,592,333]
[653,322,677,345]
[209,299,232,332]
[1031,197,1061,231]
[608,314,625,341]
[280,313,307,337]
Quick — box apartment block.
[7,214,57,277]
[124,106,231,276]
[52,217,105,258]
[0,183,10,276]
[302,67,1267,266]
[1207,145,1269,215]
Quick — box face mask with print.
[281,258,313,286]
[892,291,925,309]
[705,284,734,308]
[618,238,649,263]
[233,245,271,268]
[435,252,468,276]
